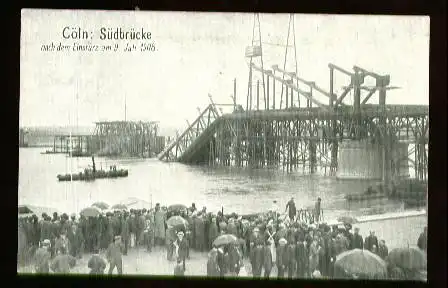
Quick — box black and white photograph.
[18,10,428,280]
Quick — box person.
[174,258,185,276]
[174,231,189,271]
[121,214,130,255]
[417,226,427,252]
[351,227,363,250]
[250,241,264,278]
[34,239,51,274]
[285,197,297,221]
[314,198,322,223]
[364,231,379,252]
[88,249,107,274]
[50,247,77,274]
[107,236,124,275]
[377,240,388,260]
[67,224,84,259]
[207,247,220,276]
[143,218,154,252]
[54,231,70,256]
[262,241,273,278]
[296,237,308,278]
[276,238,288,278]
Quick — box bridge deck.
[222,105,428,121]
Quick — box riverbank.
[18,211,426,275]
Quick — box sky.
[20,10,429,135]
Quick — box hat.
[312,270,322,278]
[42,239,51,246]
[279,238,287,245]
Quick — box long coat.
[121,218,130,241]
[208,221,219,247]
[276,245,288,271]
[364,235,378,252]
[351,234,364,250]
[207,250,220,276]
[263,245,273,273]
[154,211,166,239]
[40,220,52,242]
[250,245,264,276]
[308,241,319,272]
[194,217,205,250]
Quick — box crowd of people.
[17,197,427,279]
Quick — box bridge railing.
[157,104,221,162]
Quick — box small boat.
[57,169,128,181]
[57,156,128,182]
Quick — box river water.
[18,148,407,220]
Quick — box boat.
[57,156,129,182]
[57,169,128,181]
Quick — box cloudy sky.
[20,10,429,134]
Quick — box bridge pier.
[336,140,410,180]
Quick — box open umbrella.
[168,204,187,211]
[166,215,188,227]
[334,248,387,279]
[80,206,101,218]
[111,204,128,210]
[213,234,238,247]
[91,202,109,210]
[386,247,427,270]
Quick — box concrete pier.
[336,140,410,180]
[336,140,382,180]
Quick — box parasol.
[166,215,188,227]
[334,248,387,279]
[212,234,238,247]
[386,246,427,270]
[91,202,109,210]
[111,204,128,210]
[80,206,101,218]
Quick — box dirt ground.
[18,215,426,276]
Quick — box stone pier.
[336,140,410,180]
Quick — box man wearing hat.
[285,198,297,222]
[88,248,107,274]
[174,230,189,271]
[106,236,124,275]
[364,230,378,252]
[276,238,288,278]
[351,227,363,250]
[67,223,84,259]
[34,239,51,274]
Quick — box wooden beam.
[252,64,328,109]
[334,85,353,106]
[273,65,332,98]
[361,88,378,105]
